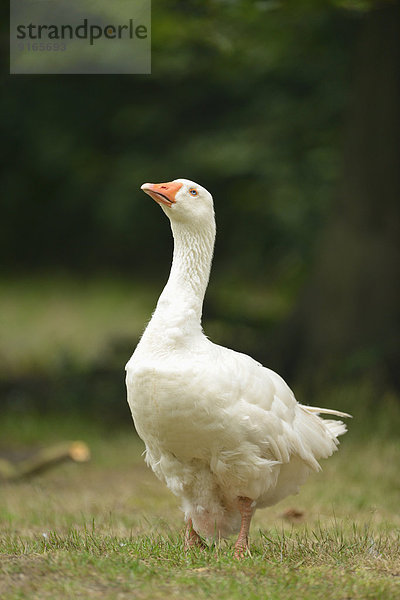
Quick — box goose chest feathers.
[125,178,350,557]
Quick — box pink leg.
[184,518,207,550]
[234,497,255,559]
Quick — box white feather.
[126,179,350,540]
[300,405,352,418]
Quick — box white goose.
[126,179,350,558]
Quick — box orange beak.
[141,181,183,207]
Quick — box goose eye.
[189,188,198,196]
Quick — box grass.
[0,414,399,599]
[0,275,155,376]
[1,275,399,597]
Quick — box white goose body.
[126,179,349,547]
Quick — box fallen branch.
[0,441,90,482]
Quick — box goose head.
[141,178,214,226]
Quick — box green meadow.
[1,277,399,600]
[1,416,400,599]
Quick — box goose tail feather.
[300,405,352,419]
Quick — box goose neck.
[158,219,215,322]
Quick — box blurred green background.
[1,0,399,430]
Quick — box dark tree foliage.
[280,1,400,390]
[1,2,354,281]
